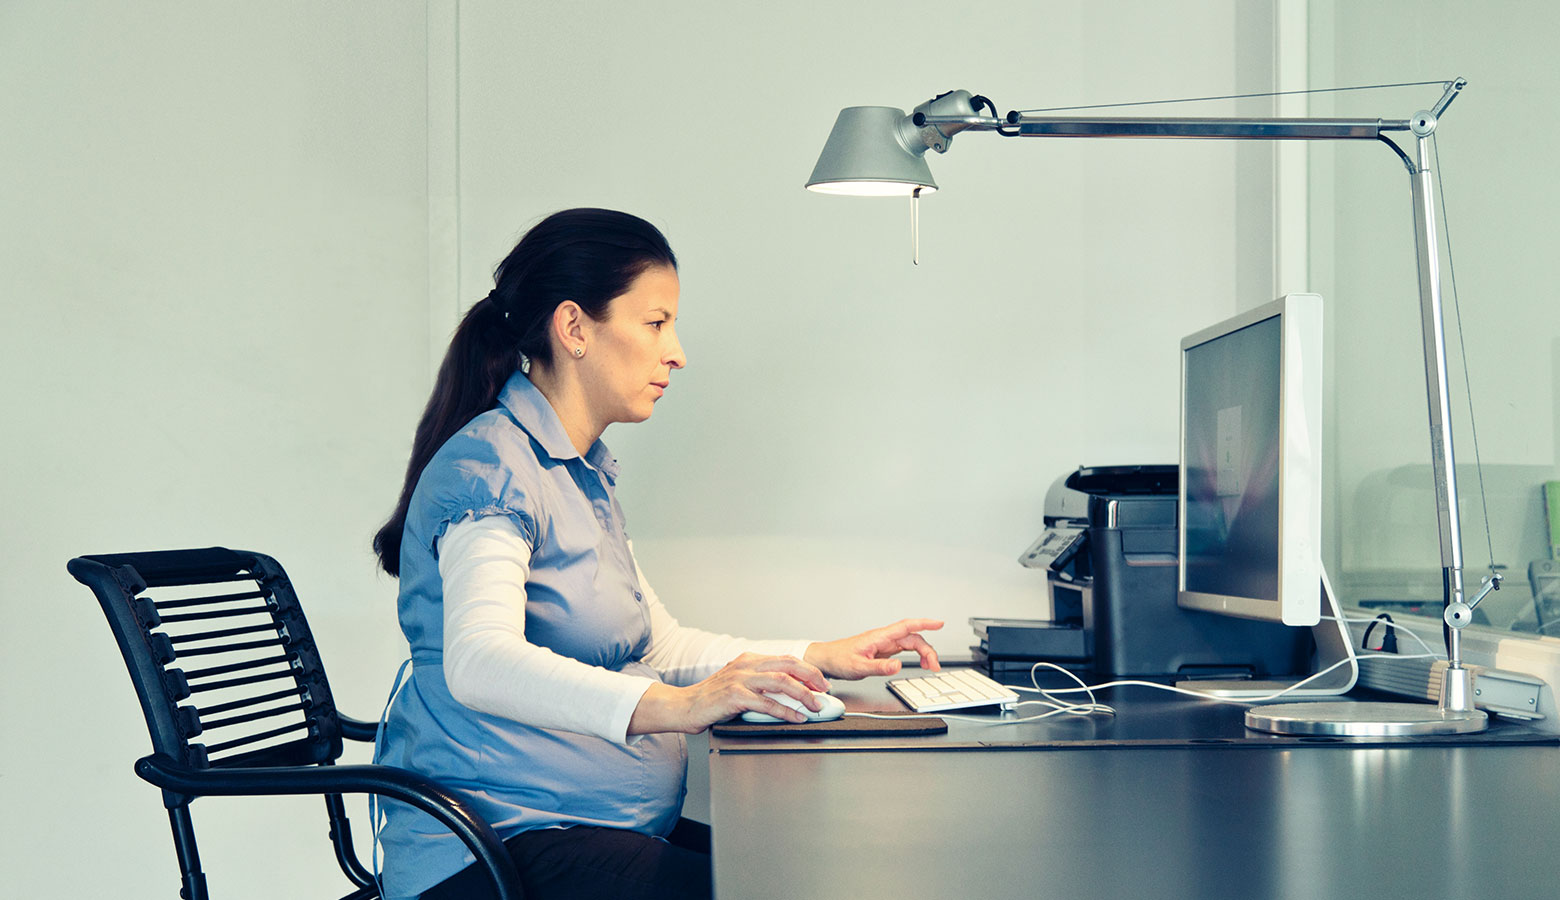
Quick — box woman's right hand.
[626,652,831,735]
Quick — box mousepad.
[711,715,948,738]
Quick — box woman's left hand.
[803,618,944,679]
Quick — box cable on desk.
[846,662,1116,725]
[853,617,1451,725]
[1017,620,1446,709]
[1034,651,1441,707]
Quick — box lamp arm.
[918,113,1412,141]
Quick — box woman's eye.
[649,321,664,330]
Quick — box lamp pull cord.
[1432,133,1500,577]
[911,187,921,266]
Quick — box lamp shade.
[805,106,937,196]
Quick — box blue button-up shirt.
[375,371,686,899]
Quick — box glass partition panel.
[1308,1,1560,636]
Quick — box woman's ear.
[553,301,586,354]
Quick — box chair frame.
[71,547,523,900]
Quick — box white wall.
[455,0,1269,648]
[1,2,1279,897]
[1308,0,1560,628]
[0,4,430,897]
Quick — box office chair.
[70,547,524,900]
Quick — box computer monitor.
[1177,293,1323,627]
[1174,294,1353,701]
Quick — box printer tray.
[971,617,1088,660]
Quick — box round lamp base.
[1246,701,1488,737]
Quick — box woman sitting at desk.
[371,208,942,900]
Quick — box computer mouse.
[740,691,846,723]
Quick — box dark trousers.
[418,818,713,900]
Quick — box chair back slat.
[198,687,303,716]
[183,652,295,680]
[159,605,275,624]
[203,720,312,756]
[154,590,268,609]
[203,700,308,731]
[185,669,298,695]
[70,548,345,772]
[175,636,288,658]
[169,623,277,645]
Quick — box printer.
[981,465,1309,680]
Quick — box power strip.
[1355,656,1545,720]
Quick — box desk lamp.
[808,80,1494,736]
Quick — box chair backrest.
[71,548,347,770]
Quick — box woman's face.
[580,264,685,426]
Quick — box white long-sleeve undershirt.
[438,515,812,745]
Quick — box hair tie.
[486,288,525,337]
[476,288,506,319]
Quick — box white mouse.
[740,691,846,723]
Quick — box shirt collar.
[496,370,621,481]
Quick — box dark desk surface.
[711,672,1551,752]
[708,674,1560,900]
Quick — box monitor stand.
[1174,568,1357,700]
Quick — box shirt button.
[634,591,644,603]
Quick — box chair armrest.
[338,714,380,744]
[135,754,524,900]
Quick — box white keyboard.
[888,668,1020,714]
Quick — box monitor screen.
[1177,294,1323,626]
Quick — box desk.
[708,674,1560,900]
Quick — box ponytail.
[372,296,516,575]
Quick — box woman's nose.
[666,330,686,368]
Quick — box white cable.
[369,659,412,897]
[1033,651,1441,706]
[844,663,1116,726]
[852,648,1440,722]
[845,702,1114,725]
[844,636,1451,728]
